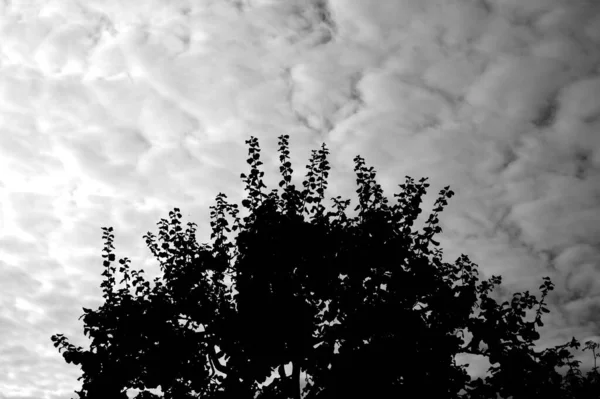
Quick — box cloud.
[0,0,600,397]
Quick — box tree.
[52,135,600,399]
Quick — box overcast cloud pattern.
[0,0,600,398]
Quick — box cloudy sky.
[0,0,599,398]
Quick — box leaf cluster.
[52,135,600,399]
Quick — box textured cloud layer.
[0,0,599,398]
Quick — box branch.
[208,354,216,377]
[279,364,287,379]
[292,361,301,399]
[209,346,230,375]
[459,341,487,357]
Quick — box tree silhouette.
[52,135,600,399]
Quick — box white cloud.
[0,0,600,397]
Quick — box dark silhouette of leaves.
[52,135,600,399]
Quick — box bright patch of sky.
[1,0,600,398]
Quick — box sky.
[0,0,599,398]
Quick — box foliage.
[52,135,600,399]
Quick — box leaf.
[52,135,588,399]
[536,319,544,328]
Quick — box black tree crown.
[51,135,600,399]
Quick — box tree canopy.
[52,135,600,399]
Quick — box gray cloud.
[0,0,599,397]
